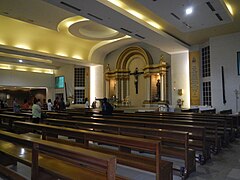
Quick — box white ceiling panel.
[136,0,233,32]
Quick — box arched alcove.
[105,46,167,107]
[116,46,153,70]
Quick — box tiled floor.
[1,140,240,180]
[187,140,240,180]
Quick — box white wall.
[171,52,190,108]
[90,65,104,104]
[0,69,55,101]
[210,32,240,113]
[0,69,54,87]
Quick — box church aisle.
[188,140,240,180]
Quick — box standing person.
[3,100,8,108]
[37,99,42,107]
[47,99,53,111]
[0,100,4,109]
[53,97,60,110]
[102,97,113,115]
[42,99,47,110]
[21,99,29,110]
[13,98,20,113]
[59,97,66,111]
[84,98,89,108]
[32,98,41,123]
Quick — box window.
[74,68,85,104]
[203,81,211,106]
[74,89,85,104]
[202,46,210,77]
[75,68,85,87]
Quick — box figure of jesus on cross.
[130,67,144,94]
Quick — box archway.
[114,46,152,106]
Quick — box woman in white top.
[47,99,53,111]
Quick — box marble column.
[163,73,167,101]
[145,76,151,102]
[115,79,119,100]
[160,74,164,101]
[126,79,129,97]
[106,80,110,98]
[121,79,124,101]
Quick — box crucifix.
[130,67,144,94]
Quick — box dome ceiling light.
[58,16,124,40]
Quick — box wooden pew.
[14,121,172,180]
[155,111,236,136]
[0,164,27,180]
[45,109,231,147]
[15,120,195,177]
[108,111,230,146]
[0,130,118,180]
[0,114,27,131]
[90,113,220,153]
[36,109,240,142]
[0,111,32,118]
[229,113,240,137]
[43,116,209,165]
[219,109,232,114]
[46,110,229,148]
[154,112,233,143]
[200,109,216,114]
[46,111,72,119]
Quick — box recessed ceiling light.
[19,59,23,63]
[186,7,193,15]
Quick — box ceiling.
[0,0,239,67]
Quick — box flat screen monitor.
[55,76,65,89]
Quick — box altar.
[104,46,168,107]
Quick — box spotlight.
[186,7,193,15]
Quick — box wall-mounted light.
[173,81,176,91]
[0,63,54,74]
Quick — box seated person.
[92,101,97,109]
[84,98,89,108]
[102,98,113,115]
[21,99,29,110]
